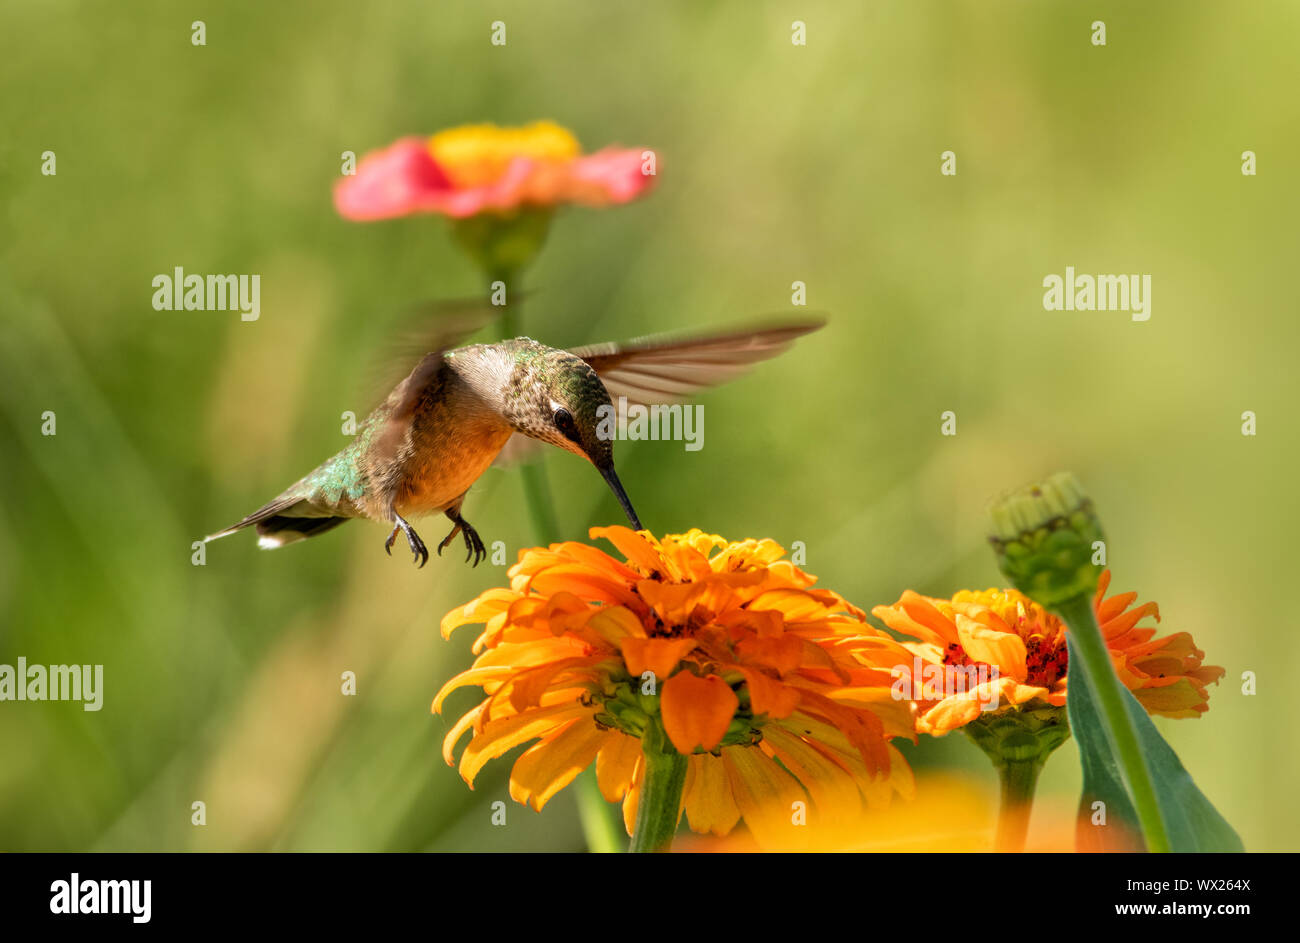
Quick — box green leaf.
[1066,637,1144,852]
[1065,636,1244,853]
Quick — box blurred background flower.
[334,121,654,221]
[676,772,1081,852]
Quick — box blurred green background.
[2,1,1296,852]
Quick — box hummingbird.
[205,316,824,567]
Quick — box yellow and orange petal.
[870,570,1224,735]
[434,528,919,843]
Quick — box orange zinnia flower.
[335,120,655,220]
[434,528,917,845]
[870,570,1224,736]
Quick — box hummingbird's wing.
[360,296,506,408]
[571,316,827,406]
[492,317,826,466]
[368,305,506,469]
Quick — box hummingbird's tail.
[205,496,350,549]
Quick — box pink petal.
[567,147,657,204]
[332,137,453,221]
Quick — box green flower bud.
[988,472,1105,607]
[963,700,1071,769]
[449,208,554,279]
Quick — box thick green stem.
[995,758,1043,852]
[628,721,687,853]
[1058,594,1171,853]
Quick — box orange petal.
[735,634,804,676]
[635,580,705,624]
[661,672,738,754]
[508,716,607,811]
[737,667,800,719]
[592,525,667,574]
[622,765,643,836]
[457,701,592,787]
[595,730,642,802]
[506,656,604,713]
[524,564,643,609]
[619,637,698,681]
[585,605,647,646]
[747,588,839,622]
[887,591,961,645]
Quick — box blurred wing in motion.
[360,295,511,408]
[571,316,827,406]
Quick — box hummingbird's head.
[504,344,642,530]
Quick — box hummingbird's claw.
[436,523,462,559]
[441,511,486,568]
[388,513,428,568]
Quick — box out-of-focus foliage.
[1,1,1295,851]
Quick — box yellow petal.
[722,745,807,849]
[955,614,1027,681]
[508,716,607,811]
[441,588,519,638]
[432,666,515,714]
[595,730,642,802]
[762,725,863,823]
[458,701,592,787]
[682,753,741,836]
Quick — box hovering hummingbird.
[205,316,824,567]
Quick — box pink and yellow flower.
[335,120,655,220]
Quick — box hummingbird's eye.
[553,407,582,444]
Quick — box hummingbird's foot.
[438,510,486,567]
[385,513,428,568]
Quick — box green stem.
[627,720,687,853]
[1058,594,1171,853]
[574,768,624,854]
[494,269,618,852]
[995,759,1042,852]
[518,453,561,544]
[495,275,561,545]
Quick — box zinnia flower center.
[1024,635,1068,687]
[428,120,581,187]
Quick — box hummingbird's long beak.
[599,464,643,530]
